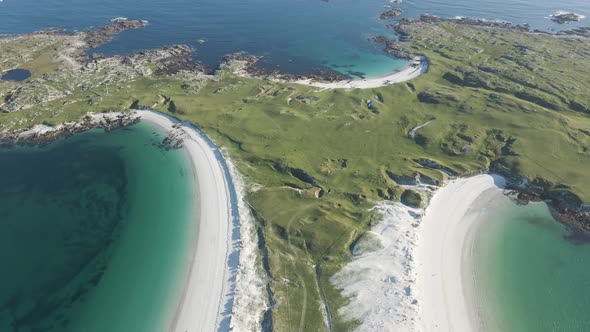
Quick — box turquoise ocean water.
[0,122,196,332]
[476,196,590,331]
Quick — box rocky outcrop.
[493,163,590,241]
[380,8,403,20]
[84,19,147,48]
[221,52,350,83]
[556,26,590,38]
[123,45,206,76]
[370,35,415,60]
[0,112,140,146]
[550,12,584,24]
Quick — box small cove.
[0,122,196,332]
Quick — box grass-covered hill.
[1,18,589,331]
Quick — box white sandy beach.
[294,55,428,89]
[137,111,235,332]
[138,110,267,332]
[332,174,505,332]
[418,174,505,332]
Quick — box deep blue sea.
[0,0,588,78]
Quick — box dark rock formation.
[221,52,350,83]
[370,35,415,60]
[380,8,403,20]
[550,13,584,24]
[493,163,590,241]
[0,113,140,147]
[84,19,147,48]
[556,26,590,38]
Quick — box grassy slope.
[1,21,590,331]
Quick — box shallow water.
[0,122,195,332]
[476,197,590,331]
[1,0,587,78]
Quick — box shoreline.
[331,174,506,331]
[418,174,505,331]
[292,55,428,89]
[137,111,238,332]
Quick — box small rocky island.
[550,12,585,24]
[380,8,403,20]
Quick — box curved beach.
[418,174,505,331]
[330,174,506,331]
[294,55,428,89]
[138,111,234,332]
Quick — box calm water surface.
[476,197,590,331]
[0,122,196,332]
[1,0,587,77]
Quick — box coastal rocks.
[161,130,185,149]
[397,14,530,32]
[550,12,585,24]
[84,18,147,48]
[380,8,403,20]
[128,45,206,76]
[370,35,415,60]
[493,162,590,241]
[220,52,350,83]
[0,112,140,146]
[556,26,590,38]
[515,187,590,242]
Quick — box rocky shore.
[493,164,590,241]
[220,53,350,83]
[84,18,147,48]
[0,20,210,114]
[372,13,590,68]
[380,8,403,20]
[0,112,140,146]
[512,189,590,242]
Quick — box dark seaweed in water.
[1,69,32,81]
[0,137,128,331]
